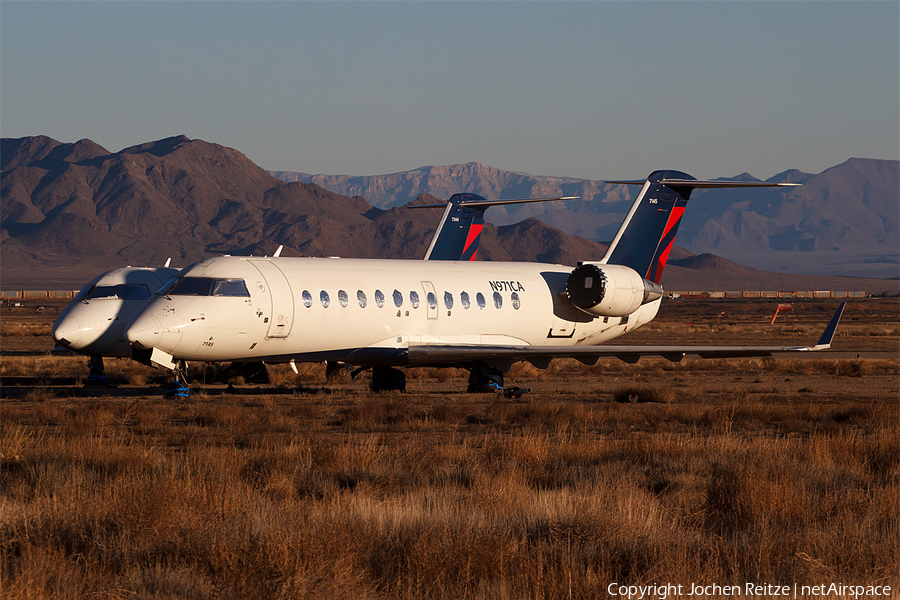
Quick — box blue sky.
[2,1,897,181]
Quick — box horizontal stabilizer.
[606,179,800,189]
[410,196,580,210]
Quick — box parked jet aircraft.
[50,194,572,387]
[51,265,180,385]
[123,170,843,397]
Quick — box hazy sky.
[2,1,897,180]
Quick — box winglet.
[812,301,847,350]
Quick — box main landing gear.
[371,366,407,392]
[364,362,530,396]
[467,361,530,398]
[228,362,269,384]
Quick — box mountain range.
[273,158,899,279]
[2,135,896,294]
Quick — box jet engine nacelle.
[565,263,663,317]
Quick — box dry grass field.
[1,299,898,599]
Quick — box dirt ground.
[2,298,898,598]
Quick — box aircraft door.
[249,260,295,338]
[421,281,438,320]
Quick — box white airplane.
[49,193,566,387]
[51,264,180,385]
[123,170,845,397]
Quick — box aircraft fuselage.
[126,256,661,368]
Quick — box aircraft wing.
[408,302,846,369]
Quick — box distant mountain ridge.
[272,159,899,278]
[2,135,895,294]
[0,136,623,288]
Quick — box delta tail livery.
[112,170,846,396]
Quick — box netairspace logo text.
[606,582,894,599]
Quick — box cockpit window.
[167,277,250,297]
[212,279,250,297]
[85,284,151,300]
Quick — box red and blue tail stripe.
[605,171,695,282]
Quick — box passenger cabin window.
[511,292,521,310]
[320,291,330,308]
[427,292,437,310]
[460,291,471,309]
[476,293,486,309]
[168,277,250,297]
[410,291,420,309]
[357,290,367,308]
[302,290,313,308]
[338,290,349,307]
[493,292,503,309]
[375,290,385,308]
[443,291,454,310]
[86,284,151,300]
[393,290,403,308]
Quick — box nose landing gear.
[85,355,110,387]
[165,360,190,399]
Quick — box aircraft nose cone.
[51,319,83,349]
[125,315,162,350]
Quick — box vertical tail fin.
[601,170,696,283]
[412,193,581,261]
[601,171,799,283]
[423,193,487,261]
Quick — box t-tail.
[422,193,489,261]
[600,171,799,283]
[414,193,580,261]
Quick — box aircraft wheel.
[326,361,346,383]
[236,362,269,384]
[165,380,190,399]
[467,362,505,393]
[165,361,190,399]
[85,355,110,387]
[371,367,406,392]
